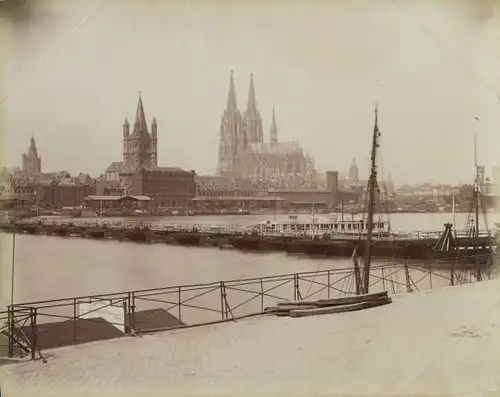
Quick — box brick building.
[131,166,195,208]
[195,175,257,198]
[35,182,96,208]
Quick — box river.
[0,212,498,311]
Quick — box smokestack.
[326,171,339,207]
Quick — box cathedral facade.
[22,136,42,174]
[217,72,315,188]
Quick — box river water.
[0,212,498,314]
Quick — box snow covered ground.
[2,279,500,397]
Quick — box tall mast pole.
[473,119,482,280]
[312,190,315,240]
[474,133,479,240]
[362,106,381,294]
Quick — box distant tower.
[243,73,263,144]
[22,133,42,174]
[348,158,359,183]
[270,107,278,146]
[151,117,158,166]
[386,172,394,191]
[122,93,158,170]
[217,71,245,176]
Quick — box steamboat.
[248,215,391,239]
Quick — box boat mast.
[473,133,479,242]
[312,190,315,240]
[473,129,482,280]
[362,106,381,294]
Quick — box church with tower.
[104,93,159,182]
[22,135,42,174]
[217,71,315,188]
[122,93,158,170]
[103,93,195,207]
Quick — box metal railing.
[2,260,492,362]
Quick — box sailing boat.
[429,131,495,269]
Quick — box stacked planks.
[266,291,392,318]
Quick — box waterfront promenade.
[2,277,500,396]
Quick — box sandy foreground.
[1,279,500,397]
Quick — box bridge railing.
[2,260,489,362]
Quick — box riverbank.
[3,277,499,397]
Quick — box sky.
[0,0,499,186]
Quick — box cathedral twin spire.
[226,70,238,114]
[270,107,278,145]
[224,71,276,144]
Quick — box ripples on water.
[0,212,497,309]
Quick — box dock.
[0,218,495,263]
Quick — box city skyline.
[1,0,500,185]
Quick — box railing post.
[260,278,264,313]
[178,286,182,323]
[130,292,136,333]
[8,305,14,358]
[294,274,301,300]
[404,262,413,293]
[293,274,297,301]
[30,308,37,361]
[327,270,331,299]
[122,299,129,334]
[381,265,386,293]
[220,281,225,319]
[428,263,433,289]
[73,298,77,345]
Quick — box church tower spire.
[243,72,263,144]
[270,106,278,145]
[123,92,157,169]
[247,73,257,113]
[218,70,244,176]
[22,132,42,174]
[133,91,148,136]
[349,157,359,183]
[226,70,238,114]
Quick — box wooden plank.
[277,300,320,307]
[315,291,388,307]
[289,297,392,318]
[276,305,318,312]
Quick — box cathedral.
[22,135,42,174]
[217,71,315,188]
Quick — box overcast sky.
[1,0,499,185]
